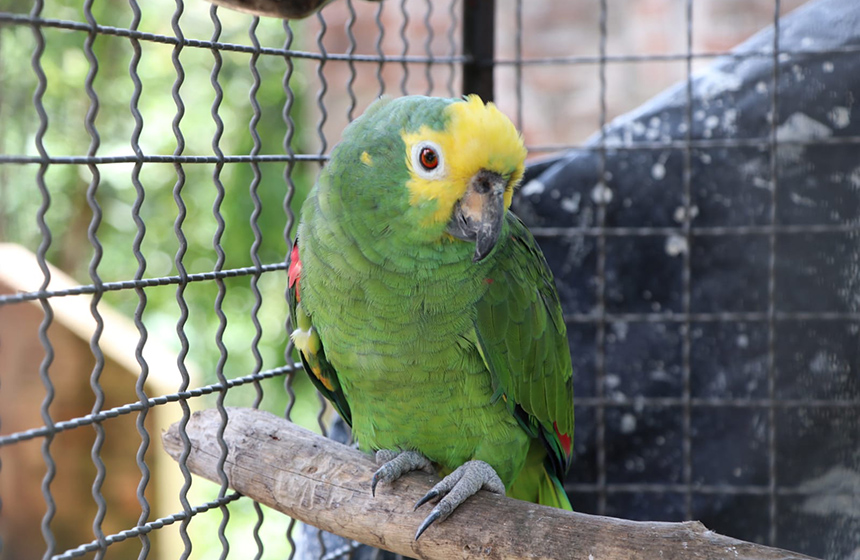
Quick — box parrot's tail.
[539,469,573,511]
[507,442,573,511]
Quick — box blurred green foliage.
[0,1,333,558]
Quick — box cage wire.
[0,0,858,559]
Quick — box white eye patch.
[410,140,446,180]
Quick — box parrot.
[288,94,574,540]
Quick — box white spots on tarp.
[625,456,646,473]
[722,108,738,135]
[605,373,621,390]
[620,413,637,434]
[778,52,791,63]
[645,116,662,141]
[611,321,629,342]
[699,152,712,164]
[651,150,670,181]
[665,234,688,257]
[790,192,817,207]
[696,68,744,100]
[673,204,699,223]
[560,193,581,213]
[753,177,772,190]
[736,333,749,349]
[520,179,545,197]
[798,467,860,517]
[649,368,671,383]
[702,114,720,139]
[800,36,815,48]
[755,81,768,94]
[605,373,626,401]
[822,61,835,73]
[776,112,834,143]
[591,183,613,204]
[550,189,561,200]
[791,64,806,82]
[850,166,860,190]
[776,112,833,163]
[829,106,851,129]
[809,350,850,375]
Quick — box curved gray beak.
[445,169,507,263]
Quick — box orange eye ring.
[419,146,439,170]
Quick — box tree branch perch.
[162,408,818,560]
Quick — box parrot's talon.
[414,508,443,541]
[370,450,434,496]
[411,460,505,539]
[413,489,439,510]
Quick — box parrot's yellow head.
[400,95,527,226]
[397,95,527,261]
[326,95,527,263]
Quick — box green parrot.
[288,95,574,539]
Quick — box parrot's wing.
[473,213,574,477]
[288,241,353,425]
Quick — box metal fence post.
[462,0,494,101]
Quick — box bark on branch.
[162,407,818,560]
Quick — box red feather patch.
[554,422,572,457]
[288,243,302,302]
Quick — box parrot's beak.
[446,169,507,263]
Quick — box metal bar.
[51,493,243,560]
[81,2,109,556]
[563,310,860,324]
[564,482,860,495]
[209,6,232,560]
[461,0,494,100]
[247,16,267,559]
[594,0,609,516]
[127,0,152,558]
[0,366,300,447]
[0,262,288,306]
[5,133,860,166]
[0,13,470,64]
[680,0,694,522]
[766,0,782,546]
[29,1,57,557]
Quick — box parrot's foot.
[371,450,435,497]
[412,460,505,540]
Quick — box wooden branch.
[162,408,818,560]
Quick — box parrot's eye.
[419,147,438,170]
[410,141,446,180]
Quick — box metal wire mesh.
[0,1,857,559]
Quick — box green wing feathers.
[474,213,575,483]
[288,242,353,424]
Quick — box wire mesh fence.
[0,0,858,559]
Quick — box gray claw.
[413,488,439,510]
[414,508,443,541]
[411,460,505,540]
[371,450,434,497]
